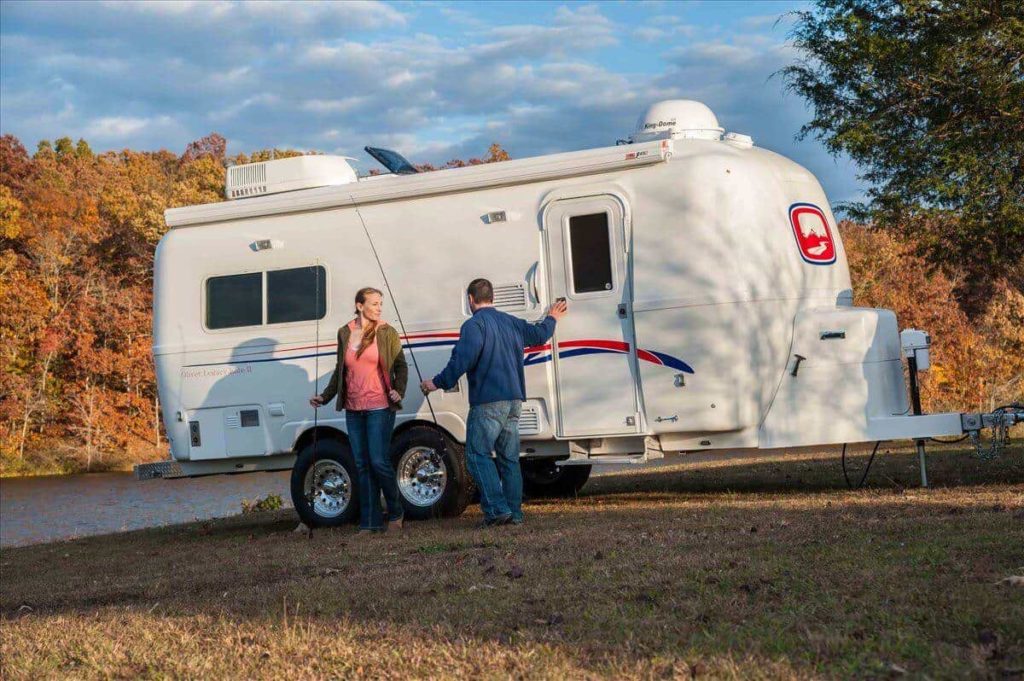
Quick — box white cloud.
[633,27,670,42]
[209,94,279,122]
[301,97,367,114]
[0,1,862,202]
[83,115,175,140]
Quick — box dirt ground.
[1,444,1022,679]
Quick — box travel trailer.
[138,100,1020,526]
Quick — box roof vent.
[225,155,358,200]
[724,132,754,149]
[630,100,724,143]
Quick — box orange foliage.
[0,138,511,475]
[841,222,1022,412]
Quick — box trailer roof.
[164,139,673,228]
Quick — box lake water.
[0,470,293,548]
[0,460,674,548]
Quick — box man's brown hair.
[466,278,493,304]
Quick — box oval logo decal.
[789,203,836,265]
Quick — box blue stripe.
[183,351,334,368]
[647,350,694,373]
[401,340,458,349]
[183,340,458,368]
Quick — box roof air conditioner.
[225,155,358,200]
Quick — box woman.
[311,287,408,532]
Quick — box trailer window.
[268,266,326,324]
[568,213,614,294]
[206,273,262,329]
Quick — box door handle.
[617,304,627,319]
[791,354,807,377]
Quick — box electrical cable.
[350,197,448,521]
[349,196,438,424]
[312,261,321,463]
[928,434,969,444]
[842,440,882,489]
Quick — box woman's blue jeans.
[346,408,402,530]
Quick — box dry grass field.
[1,444,1022,680]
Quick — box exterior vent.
[225,414,240,429]
[225,155,358,200]
[518,405,541,436]
[227,163,267,199]
[492,282,528,311]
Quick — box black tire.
[290,438,359,527]
[390,425,472,520]
[521,458,592,498]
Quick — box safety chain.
[970,406,1023,461]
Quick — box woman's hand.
[388,389,401,403]
[309,395,324,408]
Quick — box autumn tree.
[784,0,1024,309]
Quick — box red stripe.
[558,339,629,352]
[636,349,661,364]
[401,332,461,340]
[230,342,337,358]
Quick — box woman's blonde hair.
[354,287,384,358]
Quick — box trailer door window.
[206,273,262,329]
[568,212,614,294]
[267,266,326,324]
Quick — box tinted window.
[568,213,613,293]
[206,273,262,329]
[267,266,326,324]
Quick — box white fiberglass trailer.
[140,100,1019,526]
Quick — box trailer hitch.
[961,405,1024,461]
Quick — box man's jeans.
[465,400,523,522]
[346,408,403,530]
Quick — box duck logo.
[789,203,836,265]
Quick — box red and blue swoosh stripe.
[183,332,692,374]
[524,339,693,373]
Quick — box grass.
[1,444,1022,679]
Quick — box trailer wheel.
[290,438,359,527]
[521,458,591,498]
[391,426,472,520]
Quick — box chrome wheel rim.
[305,460,352,518]
[397,446,447,507]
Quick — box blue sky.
[0,0,862,204]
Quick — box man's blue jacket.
[432,307,557,406]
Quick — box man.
[421,278,567,526]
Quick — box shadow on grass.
[568,444,1024,499]
[1,447,1022,678]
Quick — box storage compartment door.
[186,405,270,460]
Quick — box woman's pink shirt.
[343,320,390,411]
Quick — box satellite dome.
[631,100,724,142]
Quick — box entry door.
[544,196,640,437]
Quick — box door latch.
[617,304,627,319]
[791,354,807,377]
